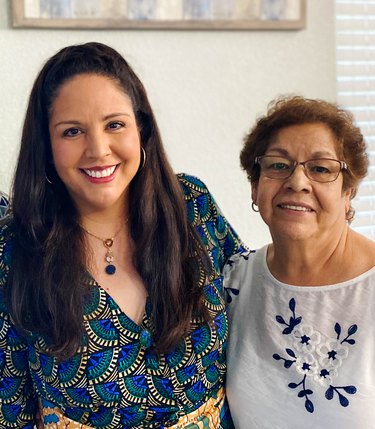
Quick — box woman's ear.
[344,187,353,214]
[251,182,258,206]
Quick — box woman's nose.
[284,164,312,191]
[85,131,111,159]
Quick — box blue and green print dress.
[0,174,242,429]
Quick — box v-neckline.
[85,272,150,331]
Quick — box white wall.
[0,0,336,248]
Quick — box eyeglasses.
[255,155,348,183]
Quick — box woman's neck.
[266,227,373,286]
[80,206,128,237]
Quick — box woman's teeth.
[83,166,116,178]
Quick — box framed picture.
[11,0,306,30]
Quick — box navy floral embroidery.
[275,298,302,334]
[273,298,357,413]
[224,249,254,303]
[224,287,239,304]
[335,322,357,345]
[289,375,314,413]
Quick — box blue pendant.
[105,264,116,275]
[140,329,152,349]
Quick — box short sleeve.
[0,222,37,428]
[224,249,260,310]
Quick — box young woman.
[0,42,243,429]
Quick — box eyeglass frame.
[254,155,348,183]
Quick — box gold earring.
[251,202,259,212]
[140,147,146,170]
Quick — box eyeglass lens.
[258,156,343,183]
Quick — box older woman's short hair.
[240,95,369,222]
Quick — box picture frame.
[11,0,306,30]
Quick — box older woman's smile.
[277,203,314,212]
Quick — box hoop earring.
[251,202,259,212]
[45,174,53,185]
[140,147,146,171]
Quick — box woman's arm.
[0,222,38,429]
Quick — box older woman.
[225,96,375,429]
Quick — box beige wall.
[0,0,336,248]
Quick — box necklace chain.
[81,219,128,275]
[83,223,124,243]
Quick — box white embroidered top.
[224,245,375,429]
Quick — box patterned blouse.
[0,174,243,429]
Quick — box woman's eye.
[269,162,290,171]
[311,165,330,174]
[107,121,124,130]
[63,128,81,137]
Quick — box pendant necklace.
[82,220,128,275]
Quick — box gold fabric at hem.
[41,388,225,429]
[42,405,93,428]
[165,387,225,429]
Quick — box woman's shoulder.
[176,173,216,224]
[0,215,15,240]
[362,237,375,267]
[223,247,263,289]
[0,191,10,218]
[177,173,210,197]
[0,216,15,287]
[348,229,375,272]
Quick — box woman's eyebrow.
[53,112,132,128]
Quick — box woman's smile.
[80,164,120,182]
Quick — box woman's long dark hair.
[8,42,210,359]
